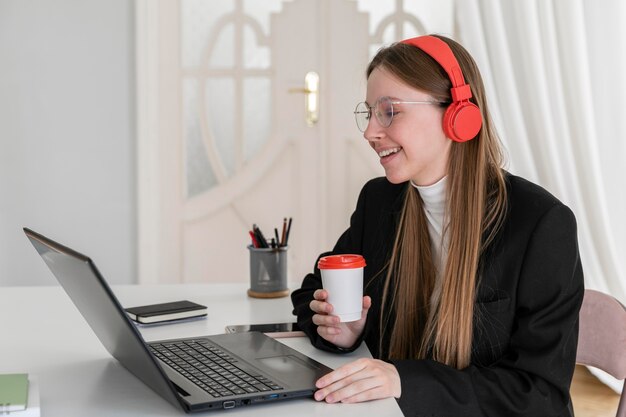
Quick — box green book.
[0,373,28,412]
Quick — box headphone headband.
[401,36,472,101]
[400,35,482,142]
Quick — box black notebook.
[125,300,207,324]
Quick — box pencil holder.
[247,245,290,298]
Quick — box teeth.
[378,148,401,157]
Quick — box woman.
[291,34,584,417]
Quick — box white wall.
[0,0,136,285]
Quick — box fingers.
[316,358,368,388]
[315,321,343,340]
[322,380,382,404]
[309,299,331,315]
[359,295,372,320]
[310,288,341,341]
[313,289,328,301]
[310,291,371,347]
[311,313,340,327]
[314,359,401,404]
[310,289,332,314]
[311,292,370,315]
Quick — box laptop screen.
[24,228,183,411]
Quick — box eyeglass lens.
[354,97,394,132]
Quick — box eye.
[379,106,393,119]
[378,98,394,119]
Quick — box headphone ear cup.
[443,101,482,142]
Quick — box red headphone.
[401,36,482,142]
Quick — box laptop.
[24,228,333,412]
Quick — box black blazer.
[291,174,584,417]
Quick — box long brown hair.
[373,35,508,369]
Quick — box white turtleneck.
[411,176,448,280]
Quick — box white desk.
[0,284,403,416]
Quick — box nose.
[363,115,383,142]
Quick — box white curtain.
[454,0,626,392]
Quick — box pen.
[281,218,287,247]
[249,231,259,248]
[274,228,280,247]
[248,219,291,249]
[253,224,269,248]
[285,217,292,247]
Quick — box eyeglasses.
[353,96,446,132]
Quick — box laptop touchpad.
[257,355,320,374]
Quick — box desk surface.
[0,284,402,416]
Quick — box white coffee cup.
[317,254,366,322]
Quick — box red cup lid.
[318,254,366,270]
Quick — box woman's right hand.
[309,289,371,349]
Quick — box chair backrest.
[576,289,626,417]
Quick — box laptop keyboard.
[149,339,284,398]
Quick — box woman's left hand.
[313,358,401,403]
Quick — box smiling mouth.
[378,147,401,158]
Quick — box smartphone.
[225,322,304,338]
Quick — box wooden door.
[137,0,453,285]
